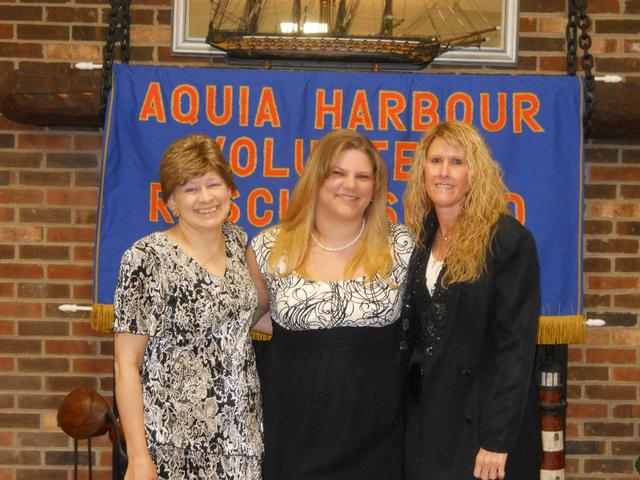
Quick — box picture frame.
[171,0,519,66]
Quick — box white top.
[251,222,415,330]
[425,250,444,295]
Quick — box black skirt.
[260,321,405,480]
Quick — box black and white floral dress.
[113,221,263,479]
[252,222,414,480]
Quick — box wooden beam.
[590,81,640,142]
[0,64,102,128]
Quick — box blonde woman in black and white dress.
[248,129,414,480]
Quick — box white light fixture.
[280,22,329,34]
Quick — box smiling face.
[167,170,232,233]
[315,148,375,223]
[423,137,470,217]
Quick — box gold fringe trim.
[91,303,273,340]
[251,330,272,342]
[537,315,586,345]
[92,303,582,345]
[91,304,114,334]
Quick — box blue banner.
[96,64,583,321]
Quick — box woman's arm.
[246,246,271,326]
[476,219,541,478]
[114,333,158,480]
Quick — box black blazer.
[404,213,542,479]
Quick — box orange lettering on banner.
[394,141,417,181]
[480,92,507,132]
[149,182,173,223]
[513,93,544,134]
[205,86,233,126]
[379,91,407,131]
[229,191,240,223]
[248,188,274,227]
[263,138,289,177]
[386,192,399,222]
[371,140,389,153]
[505,192,526,224]
[229,137,257,177]
[139,83,167,123]
[293,139,305,176]
[412,91,439,131]
[446,92,473,123]
[255,87,281,127]
[239,86,250,127]
[215,136,226,150]
[293,139,320,175]
[315,89,343,129]
[347,90,374,130]
[279,189,290,219]
[171,84,199,125]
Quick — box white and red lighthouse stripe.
[539,370,566,480]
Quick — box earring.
[170,206,180,218]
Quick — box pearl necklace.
[311,218,366,252]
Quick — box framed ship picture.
[171,0,519,65]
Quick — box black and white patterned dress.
[113,221,263,479]
[252,222,414,480]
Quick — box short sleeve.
[390,223,415,281]
[224,221,249,251]
[112,242,164,337]
[250,228,278,278]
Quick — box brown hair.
[159,133,236,201]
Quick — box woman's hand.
[246,247,270,323]
[124,455,158,480]
[473,448,508,480]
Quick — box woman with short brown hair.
[114,134,262,479]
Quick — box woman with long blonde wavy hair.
[248,129,414,479]
[403,121,542,480]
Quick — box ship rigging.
[206,0,499,66]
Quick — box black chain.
[100,0,131,121]
[566,1,578,75]
[567,0,595,138]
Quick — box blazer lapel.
[413,215,462,381]
[420,272,461,380]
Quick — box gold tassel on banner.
[92,305,581,344]
[91,304,114,334]
[251,331,272,341]
[90,303,273,340]
[537,315,587,345]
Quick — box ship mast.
[335,0,347,33]
[291,0,302,31]
[333,0,361,35]
[319,0,331,27]
[240,0,263,33]
[380,0,393,36]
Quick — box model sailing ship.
[207,0,498,65]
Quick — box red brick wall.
[0,0,638,478]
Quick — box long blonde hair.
[404,121,508,286]
[267,129,393,280]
